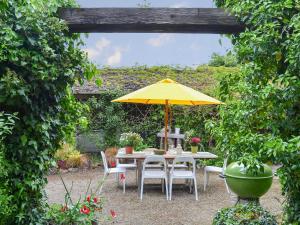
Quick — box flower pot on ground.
[225,162,273,199]
[119,132,143,154]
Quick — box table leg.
[137,159,143,196]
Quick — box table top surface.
[116,151,217,159]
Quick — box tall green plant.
[210,0,300,223]
[0,0,96,223]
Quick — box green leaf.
[20,135,27,146]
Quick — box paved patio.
[46,168,283,225]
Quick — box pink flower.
[191,137,201,145]
[110,209,117,218]
[93,197,98,203]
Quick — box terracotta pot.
[125,146,133,154]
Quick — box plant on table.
[119,132,143,154]
[190,137,201,153]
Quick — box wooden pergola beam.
[59,8,244,34]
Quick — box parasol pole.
[164,100,169,152]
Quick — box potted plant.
[190,137,201,153]
[119,132,143,154]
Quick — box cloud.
[170,2,189,8]
[107,48,123,66]
[83,37,111,60]
[146,34,173,47]
[83,48,100,60]
[96,37,111,52]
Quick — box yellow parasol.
[112,78,223,151]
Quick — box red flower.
[120,173,125,181]
[87,196,91,202]
[110,209,117,218]
[93,197,98,203]
[110,161,116,167]
[80,205,90,214]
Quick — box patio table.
[115,151,218,194]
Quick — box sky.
[76,0,232,68]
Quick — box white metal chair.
[140,155,169,200]
[101,151,126,193]
[203,157,230,193]
[143,148,164,169]
[169,156,198,200]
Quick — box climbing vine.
[0,0,95,223]
[210,0,300,223]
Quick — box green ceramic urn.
[225,162,273,199]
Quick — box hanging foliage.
[0,0,96,223]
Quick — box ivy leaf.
[275,52,282,62]
[20,135,27,146]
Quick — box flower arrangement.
[190,137,201,146]
[119,132,143,148]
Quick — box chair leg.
[169,178,173,200]
[122,172,126,194]
[189,179,192,193]
[194,177,198,201]
[116,172,119,186]
[204,170,207,191]
[165,177,169,200]
[136,169,138,186]
[140,177,144,200]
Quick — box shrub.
[55,143,83,168]
[213,203,278,225]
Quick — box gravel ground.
[46,168,283,225]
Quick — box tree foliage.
[0,0,95,223]
[208,52,238,67]
[210,0,300,223]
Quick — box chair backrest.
[171,156,196,174]
[101,151,109,173]
[142,155,166,171]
